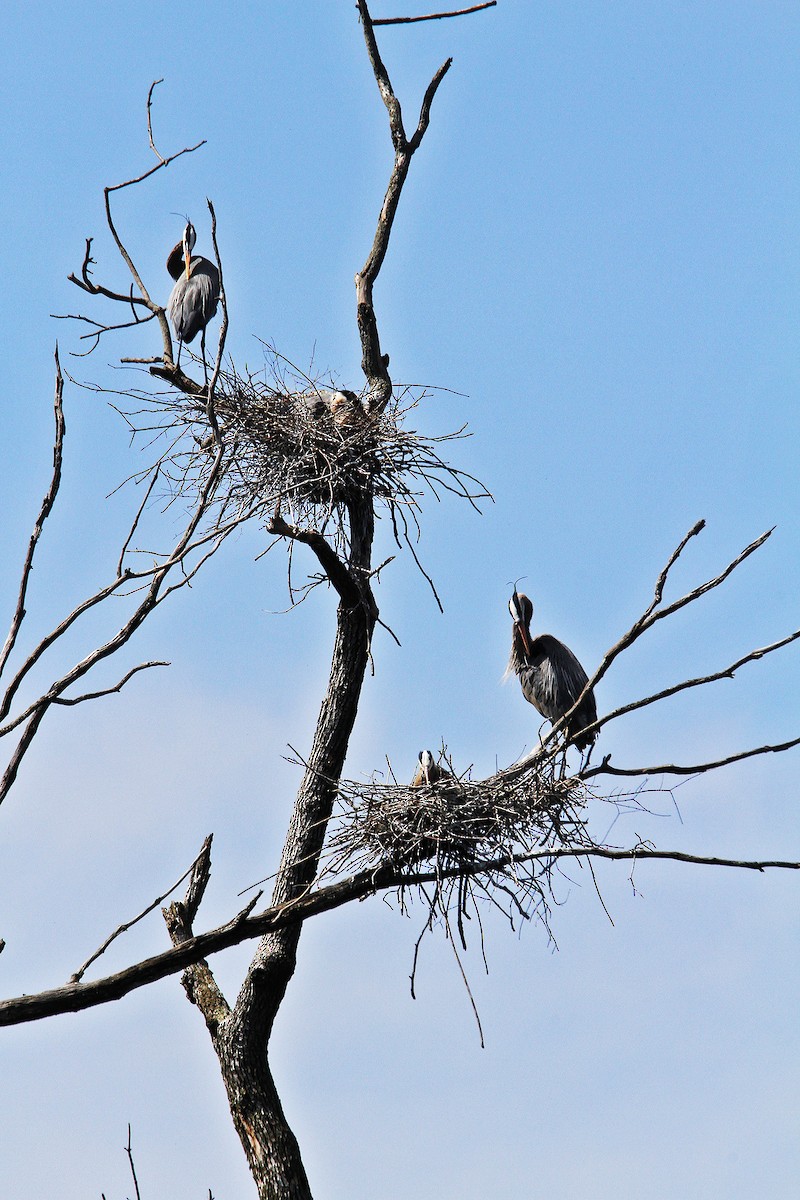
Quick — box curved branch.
[267,513,361,607]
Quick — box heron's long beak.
[184,246,192,280]
[515,620,532,657]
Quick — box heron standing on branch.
[166,220,220,378]
[507,590,597,754]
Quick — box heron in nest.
[507,590,597,755]
[166,220,220,378]
[298,388,366,426]
[411,749,451,786]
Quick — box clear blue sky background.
[0,2,798,1197]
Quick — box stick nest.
[140,353,489,545]
[326,759,593,878]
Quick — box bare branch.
[355,1,453,412]
[146,78,166,162]
[52,660,169,709]
[408,57,452,152]
[162,835,231,1035]
[181,835,214,927]
[268,512,362,607]
[117,468,161,577]
[582,734,800,781]
[70,838,212,984]
[374,2,496,24]
[125,1125,142,1200]
[648,517,706,616]
[204,198,228,444]
[0,349,65,680]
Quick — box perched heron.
[411,749,450,786]
[507,590,597,752]
[166,221,220,375]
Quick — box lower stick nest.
[327,760,594,878]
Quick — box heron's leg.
[201,328,209,386]
[176,337,183,369]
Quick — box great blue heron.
[166,221,220,376]
[329,389,365,427]
[297,388,365,425]
[411,749,449,787]
[507,590,597,752]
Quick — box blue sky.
[0,2,798,1197]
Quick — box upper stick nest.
[134,352,490,550]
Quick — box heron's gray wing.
[525,634,589,716]
[168,259,220,344]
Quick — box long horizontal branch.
[2,844,797,1028]
[582,733,800,781]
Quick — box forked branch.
[356,0,453,412]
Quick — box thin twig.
[69,838,212,983]
[125,1125,142,1200]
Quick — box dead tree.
[1,5,799,1198]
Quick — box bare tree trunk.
[169,495,376,1198]
[215,1038,313,1200]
